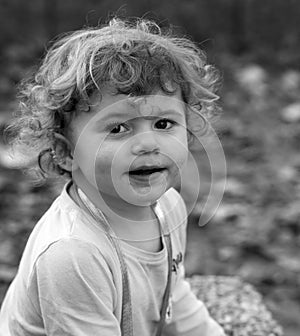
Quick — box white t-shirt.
[0,181,224,336]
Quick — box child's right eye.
[109,123,128,134]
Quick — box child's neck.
[69,180,163,252]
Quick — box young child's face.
[70,88,188,209]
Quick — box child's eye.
[109,123,128,134]
[155,119,175,130]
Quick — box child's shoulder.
[18,182,116,280]
[159,187,187,213]
[158,187,187,228]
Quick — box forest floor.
[0,55,300,335]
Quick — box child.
[0,18,225,336]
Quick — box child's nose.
[131,132,160,155]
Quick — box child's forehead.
[90,89,185,120]
[127,95,183,117]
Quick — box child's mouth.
[129,167,165,176]
[128,166,167,183]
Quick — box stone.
[281,103,300,123]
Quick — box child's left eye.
[155,119,175,130]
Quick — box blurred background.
[0,1,300,335]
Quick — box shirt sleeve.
[29,238,121,336]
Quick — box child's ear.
[59,154,79,172]
[52,132,79,172]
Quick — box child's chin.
[113,173,170,206]
[124,185,169,206]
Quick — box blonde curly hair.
[5,17,221,180]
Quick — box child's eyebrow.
[97,109,184,123]
[138,109,184,119]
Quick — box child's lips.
[129,166,166,175]
[128,166,167,183]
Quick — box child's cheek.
[94,145,125,180]
[173,137,189,169]
[94,149,113,175]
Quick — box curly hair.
[5,17,221,180]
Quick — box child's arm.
[31,238,121,336]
